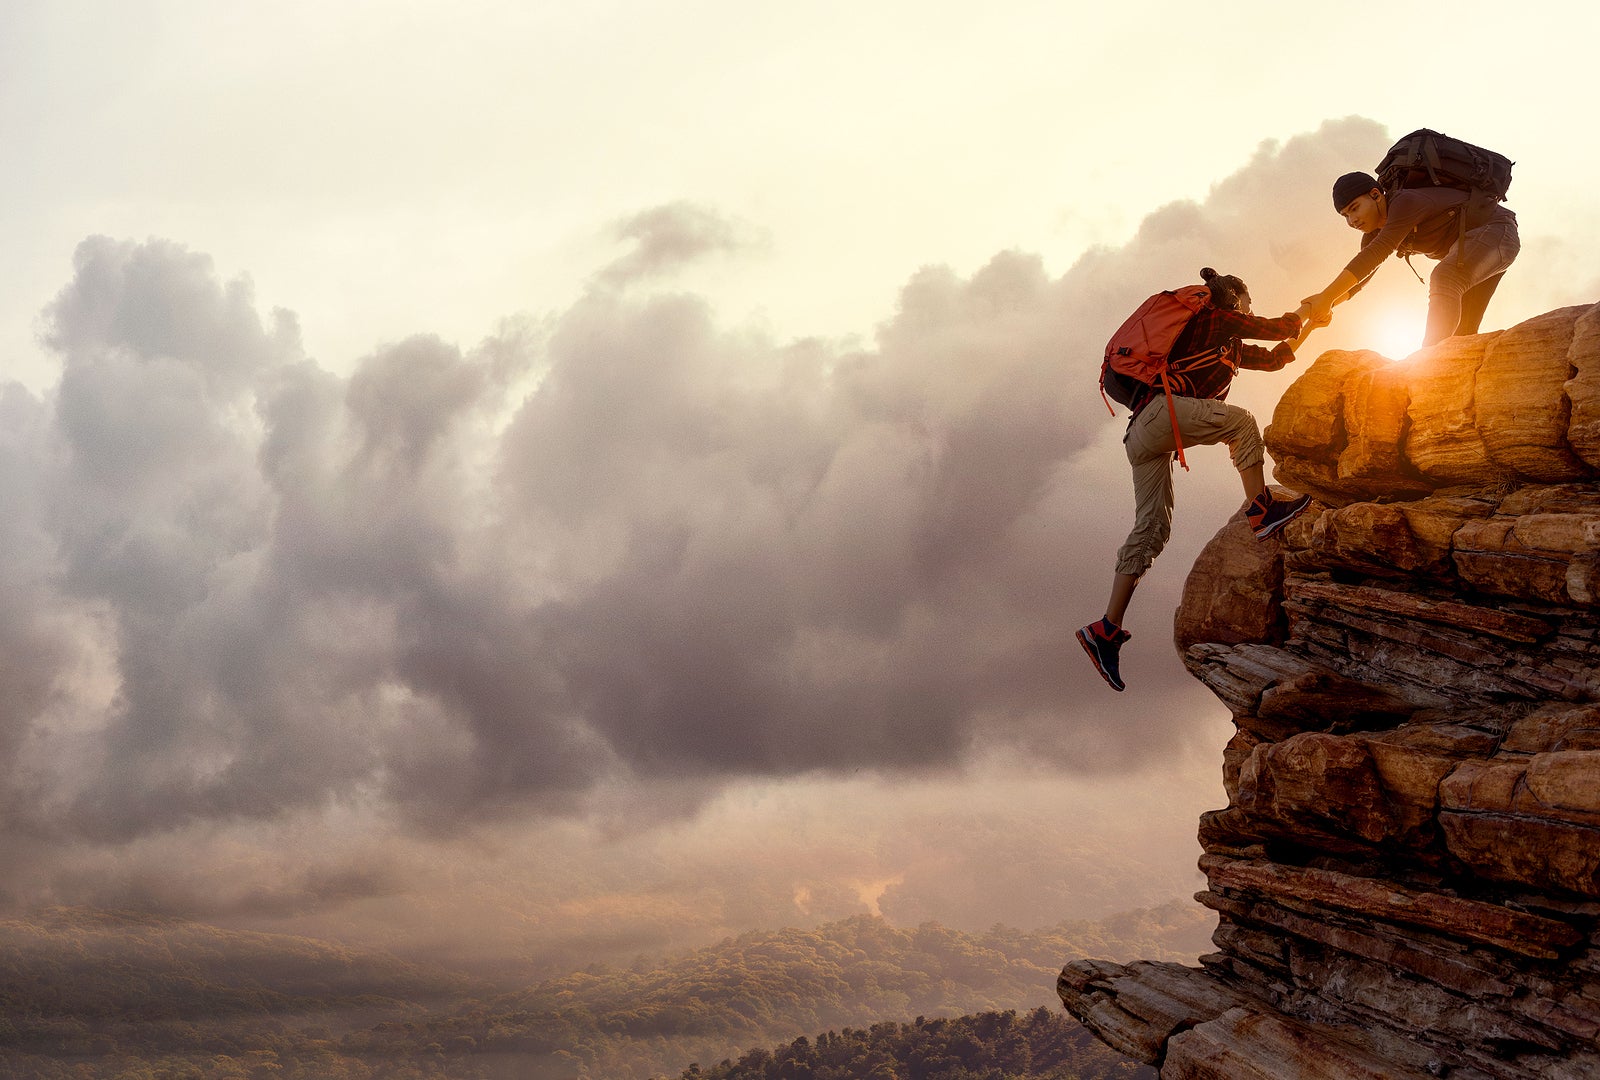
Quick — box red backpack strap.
[1157,375,1188,470]
[1157,286,1208,471]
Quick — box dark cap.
[1332,172,1380,211]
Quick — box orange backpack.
[1100,284,1212,469]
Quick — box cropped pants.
[1114,395,1263,578]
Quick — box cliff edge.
[1058,302,1600,1080]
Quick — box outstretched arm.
[1302,269,1361,326]
[1212,307,1308,371]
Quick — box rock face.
[1059,303,1600,1079]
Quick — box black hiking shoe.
[1077,618,1131,692]
[1247,490,1313,540]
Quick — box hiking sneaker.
[1247,490,1313,540]
[1077,618,1132,692]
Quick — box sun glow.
[1370,309,1425,360]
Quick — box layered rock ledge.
[1059,302,1600,1079]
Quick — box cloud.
[597,201,765,287]
[3,118,1447,917]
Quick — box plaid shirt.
[1130,306,1300,412]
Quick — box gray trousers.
[1114,395,1264,577]
[1424,214,1520,346]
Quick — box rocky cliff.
[1058,302,1600,1079]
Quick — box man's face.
[1339,192,1386,233]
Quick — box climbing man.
[1302,142,1520,349]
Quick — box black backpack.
[1375,129,1513,203]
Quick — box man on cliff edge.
[1301,171,1520,349]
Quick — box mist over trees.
[0,905,1204,1078]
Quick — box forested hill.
[675,1009,1152,1080]
[390,904,1206,1076]
[0,903,1206,1078]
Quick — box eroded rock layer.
[1060,302,1600,1079]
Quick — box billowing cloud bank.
[1,119,1400,916]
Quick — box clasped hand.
[1296,297,1333,330]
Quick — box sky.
[1,0,1597,970]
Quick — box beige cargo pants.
[1114,395,1264,577]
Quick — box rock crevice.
[1060,301,1600,1079]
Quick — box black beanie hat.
[1332,172,1380,211]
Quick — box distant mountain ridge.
[0,902,1205,1078]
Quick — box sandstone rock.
[1565,303,1600,470]
[1478,307,1591,481]
[1264,349,1382,466]
[1288,580,1554,643]
[1398,334,1497,485]
[1232,730,1438,850]
[1173,510,1287,655]
[1162,1007,1417,1080]
[1396,494,1495,557]
[1502,704,1600,754]
[1180,643,1326,723]
[1220,897,1521,999]
[1265,350,1388,507]
[1257,668,1417,733]
[1055,959,1254,1064]
[1336,361,1424,496]
[1061,302,1600,1079]
[1220,729,1262,800]
[1305,501,1441,576]
[1440,756,1600,898]
[1203,858,1583,958]
[1266,304,1600,499]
